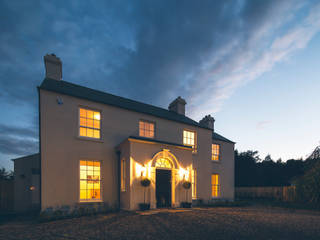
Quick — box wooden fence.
[0,180,14,213]
[235,186,296,202]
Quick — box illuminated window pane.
[212,144,220,161]
[155,158,172,168]
[139,120,155,138]
[211,174,220,198]
[94,112,100,120]
[79,108,101,139]
[80,160,101,201]
[80,127,86,137]
[183,130,196,153]
[80,108,86,117]
[192,169,197,199]
[121,159,126,192]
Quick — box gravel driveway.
[1,206,320,240]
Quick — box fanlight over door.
[155,158,173,169]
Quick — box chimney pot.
[168,96,186,115]
[44,54,62,80]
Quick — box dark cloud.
[0,124,38,156]
[1,0,319,168]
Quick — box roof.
[128,136,192,149]
[212,132,235,144]
[11,153,40,161]
[39,78,210,130]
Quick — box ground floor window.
[121,158,126,192]
[211,174,220,198]
[192,169,197,199]
[80,160,101,201]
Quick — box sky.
[1,0,320,170]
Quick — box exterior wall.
[14,154,40,212]
[211,140,235,200]
[40,89,214,210]
[40,87,234,210]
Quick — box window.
[183,130,196,152]
[211,174,220,198]
[80,160,101,201]
[139,120,155,138]
[121,159,126,192]
[192,169,197,199]
[212,144,220,161]
[79,108,101,139]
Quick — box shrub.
[295,161,320,203]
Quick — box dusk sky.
[1,0,320,170]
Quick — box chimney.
[44,54,62,80]
[168,96,186,115]
[199,115,215,131]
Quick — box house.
[14,54,235,212]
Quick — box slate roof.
[39,78,210,129]
[39,78,235,143]
[212,132,235,144]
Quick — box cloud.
[1,0,320,164]
[0,124,38,156]
[256,121,272,130]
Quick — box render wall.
[40,89,214,210]
[14,154,40,212]
[211,140,235,200]
[40,88,233,210]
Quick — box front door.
[156,169,171,208]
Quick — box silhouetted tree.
[235,150,309,187]
[0,167,14,180]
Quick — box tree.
[295,160,320,203]
[0,167,14,180]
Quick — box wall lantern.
[178,167,189,181]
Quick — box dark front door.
[156,169,171,208]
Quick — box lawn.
[1,206,320,240]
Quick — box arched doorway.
[152,150,178,208]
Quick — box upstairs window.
[212,144,220,161]
[211,174,220,198]
[79,108,101,139]
[139,120,155,138]
[183,130,196,153]
[80,160,101,201]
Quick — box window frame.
[139,119,156,139]
[183,129,197,153]
[78,106,102,141]
[211,173,221,198]
[79,159,102,203]
[212,143,220,162]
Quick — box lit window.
[211,174,220,198]
[79,108,101,139]
[212,144,220,161]
[192,169,197,199]
[80,160,101,201]
[183,130,196,152]
[155,158,172,169]
[139,120,155,138]
[121,159,126,192]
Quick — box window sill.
[76,136,104,143]
[212,160,221,164]
[79,199,103,203]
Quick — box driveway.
[1,206,320,240]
